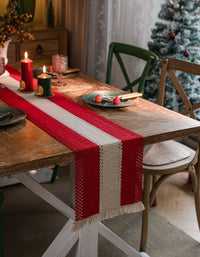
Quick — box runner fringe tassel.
[73,201,144,231]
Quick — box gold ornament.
[20,80,26,91]
[36,85,43,96]
[173,3,180,9]
[169,0,180,8]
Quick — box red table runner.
[0,66,144,229]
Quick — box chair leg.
[140,174,151,252]
[50,164,60,183]
[0,215,3,257]
[194,159,200,230]
[151,175,158,206]
[0,192,4,257]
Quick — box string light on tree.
[169,0,180,9]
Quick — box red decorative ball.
[95,94,102,103]
[169,32,175,39]
[184,50,189,57]
[113,96,120,105]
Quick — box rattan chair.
[140,57,200,251]
[106,42,157,92]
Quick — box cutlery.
[0,112,11,120]
[47,68,80,78]
[101,92,142,102]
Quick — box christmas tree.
[144,0,200,116]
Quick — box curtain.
[85,0,110,82]
[34,0,46,24]
[34,0,62,26]
[85,0,164,88]
[53,0,62,26]
[65,0,88,71]
[0,1,8,15]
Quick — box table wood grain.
[1,74,200,177]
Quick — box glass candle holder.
[52,54,68,86]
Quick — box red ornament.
[184,50,189,57]
[113,96,120,105]
[169,32,175,39]
[95,94,102,103]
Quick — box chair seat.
[143,140,196,174]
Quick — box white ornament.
[169,0,180,4]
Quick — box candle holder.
[52,54,68,86]
[36,66,53,97]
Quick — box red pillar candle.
[20,52,33,91]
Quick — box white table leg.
[15,169,150,257]
[98,222,150,257]
[140,253,151,257]
[69,162,98,257]
[15,172,75,220]
[42,219,79,257]
[71,223,98,257]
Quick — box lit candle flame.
[24,52,28,58]
[43,65,46,73]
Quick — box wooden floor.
[153,172,200,242]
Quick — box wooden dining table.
[1,72,200,257]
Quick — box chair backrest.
[158,57,200,120]
[106,42,157,93]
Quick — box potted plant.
[0,0,34,64]
[20,0,35,22]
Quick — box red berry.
[95,94,102,103]
[113,96,120,104]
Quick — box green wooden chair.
[0,191,5,257]
[106,42,157,93]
